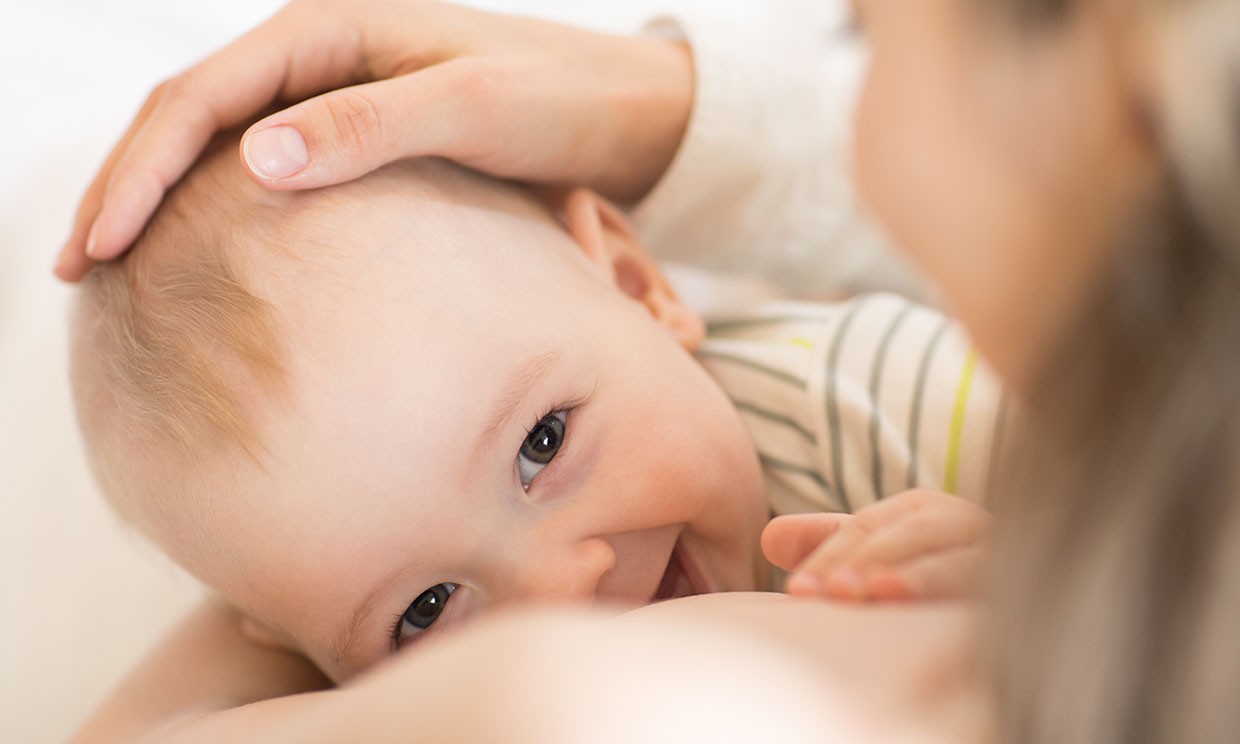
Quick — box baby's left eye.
[518,411,567,486]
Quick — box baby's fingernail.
[85,221,102,259]
[826,567,866,599]
[785,572,823,595]
[244,126,309,180]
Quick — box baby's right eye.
[394,583,457,646]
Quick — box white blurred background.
[0,2,768,742]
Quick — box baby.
[71,131,1001,684]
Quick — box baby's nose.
[504,537,616,602]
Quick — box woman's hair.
[988,1,1240,742]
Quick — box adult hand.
[762,490,992,601]
[55,0,693,281]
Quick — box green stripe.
[694,349,807,389]
[824,299,868,512]
[705,315,825,334]
[731,399,817,444]
[868,302,914,500]
[758,453,832,492]
[907,320,951,489]
[943,349,979,494]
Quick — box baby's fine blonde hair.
[71,134,290,515]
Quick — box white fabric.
[633,3,930,303]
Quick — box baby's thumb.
[761,513,848,572]
[240,66,470,190]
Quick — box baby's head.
[71,133,767,679]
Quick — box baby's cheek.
[634,387,765,544]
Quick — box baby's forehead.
[249,160,606,418]
[254,158,575,284]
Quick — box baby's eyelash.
[523,405,563,440]
[522,383,598,441]
[387,611,406,652]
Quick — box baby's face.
[136,165,768,679]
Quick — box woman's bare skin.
[93,593,987,744]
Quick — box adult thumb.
[240,65,471,190]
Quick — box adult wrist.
[594,32,694,205]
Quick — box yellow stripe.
[943,349,978,494]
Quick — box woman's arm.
[68,597,330,744]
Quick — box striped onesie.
[697,293,1009,516]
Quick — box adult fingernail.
[85,220,102,259]
[244,126,308,180]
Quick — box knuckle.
[445,58,494,97]
[322,90,384,157]
[835,518,869,542]
[445,59,509,119]
[804,545,848,571]
[903,513,940,534]
[159,75,197,110]
[901,489,941,511]
[149,78,174,101]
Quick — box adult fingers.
[54,81,169,281]
[761,513,849,572]
[238,60,494,190]
[67,6,366,267]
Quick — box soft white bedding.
[0,2,762,742]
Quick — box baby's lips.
[674,540,713,596]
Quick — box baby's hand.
[761,490,991,601]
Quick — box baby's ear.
[554,188,705,350]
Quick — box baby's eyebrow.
[332,572,398,666]
[475,348,564,452]
[331,347,564,665]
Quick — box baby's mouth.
[652,540,709,602]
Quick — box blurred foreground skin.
[136,595,990,744]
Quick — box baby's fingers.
[761,513,851,572]
[865,544,987,600]
[845,502,990,573]
[782,518,873,598]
